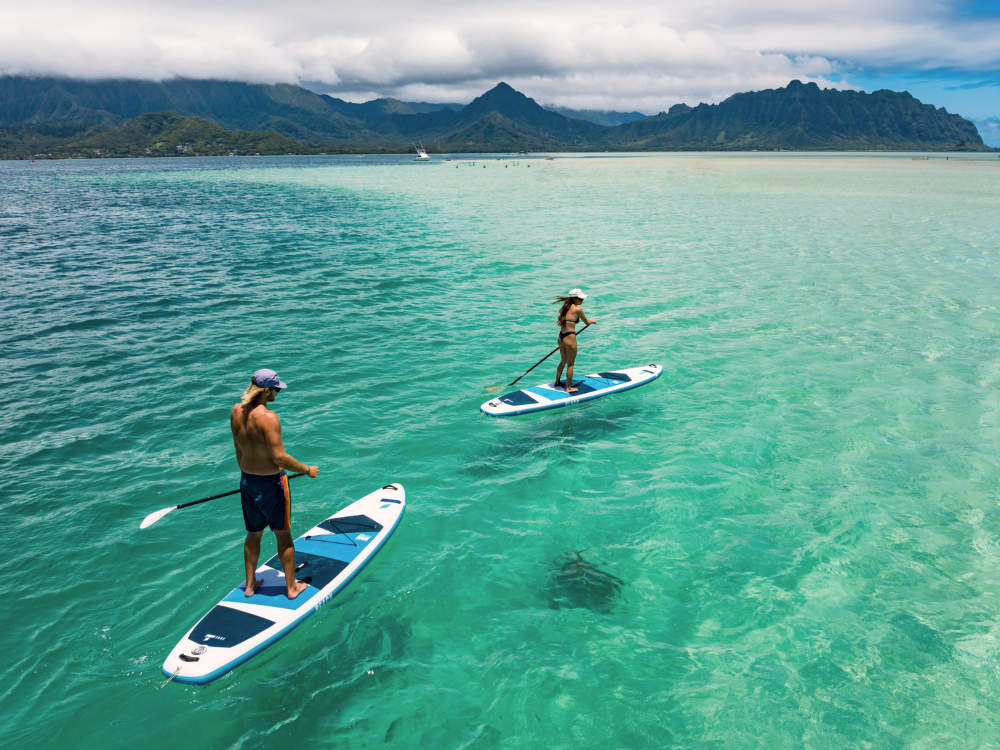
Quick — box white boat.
[414,143,430,161]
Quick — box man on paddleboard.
[231,368,318,599]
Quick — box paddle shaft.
[507,323,592,387]
[176,472,305,510]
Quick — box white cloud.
[975,117,1000,147]
[0,1,997,112]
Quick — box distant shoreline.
[9,149,998,162]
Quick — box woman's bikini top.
[560,309,580,338]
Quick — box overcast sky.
[1,0,998,123]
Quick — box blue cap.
[252,368,287,390]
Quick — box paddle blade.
[486,385,502,392]
[140,505,176,529]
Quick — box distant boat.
[414,143,430,161]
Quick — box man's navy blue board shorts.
[240,471,290,531]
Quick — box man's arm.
[260,411,318,477]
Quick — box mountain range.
[0,76,988,158]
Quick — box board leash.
[160,667,181,689]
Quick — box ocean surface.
[3,151,999,749]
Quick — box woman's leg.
[565,336,578,392]
[555,336,567,386]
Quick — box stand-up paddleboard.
[481,364,662,417]
[162,483,405,685]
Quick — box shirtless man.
[230,368,318,599]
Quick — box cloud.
[974,116,1000,147]
[947,74,1000,90]
[1,1,998,113]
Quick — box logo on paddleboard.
[202,633,226,642]
[191,646,207,655]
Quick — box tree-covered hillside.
[605,81,984,150]
[1,112,311,159]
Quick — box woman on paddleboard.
[553,288,596,392]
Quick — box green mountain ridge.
[545,105,647,127]
[608,81,983,150]
[0,76,988,158]
[2,111,309,158]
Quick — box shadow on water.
[463,401,651,478]
[545,550,625,613]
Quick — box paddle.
[140,472,305,529]
[486,323,593,392]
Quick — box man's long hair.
[241,381,271,405]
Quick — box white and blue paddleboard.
[162,483,405,684]
[481,364,662,417]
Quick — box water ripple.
[2,153,1000,748]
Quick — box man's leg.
[274,529,308,599]
[244,530,264,596]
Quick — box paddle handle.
[507,323,592,387]
[176,472,305,510]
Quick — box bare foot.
[244,578,263,597]
[567,387,578,393]
[554,381,564,388]
[286,579,309,599]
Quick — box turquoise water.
[3,151,1000,748]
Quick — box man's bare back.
[231,401,283,475]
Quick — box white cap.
[568,288,587,300]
